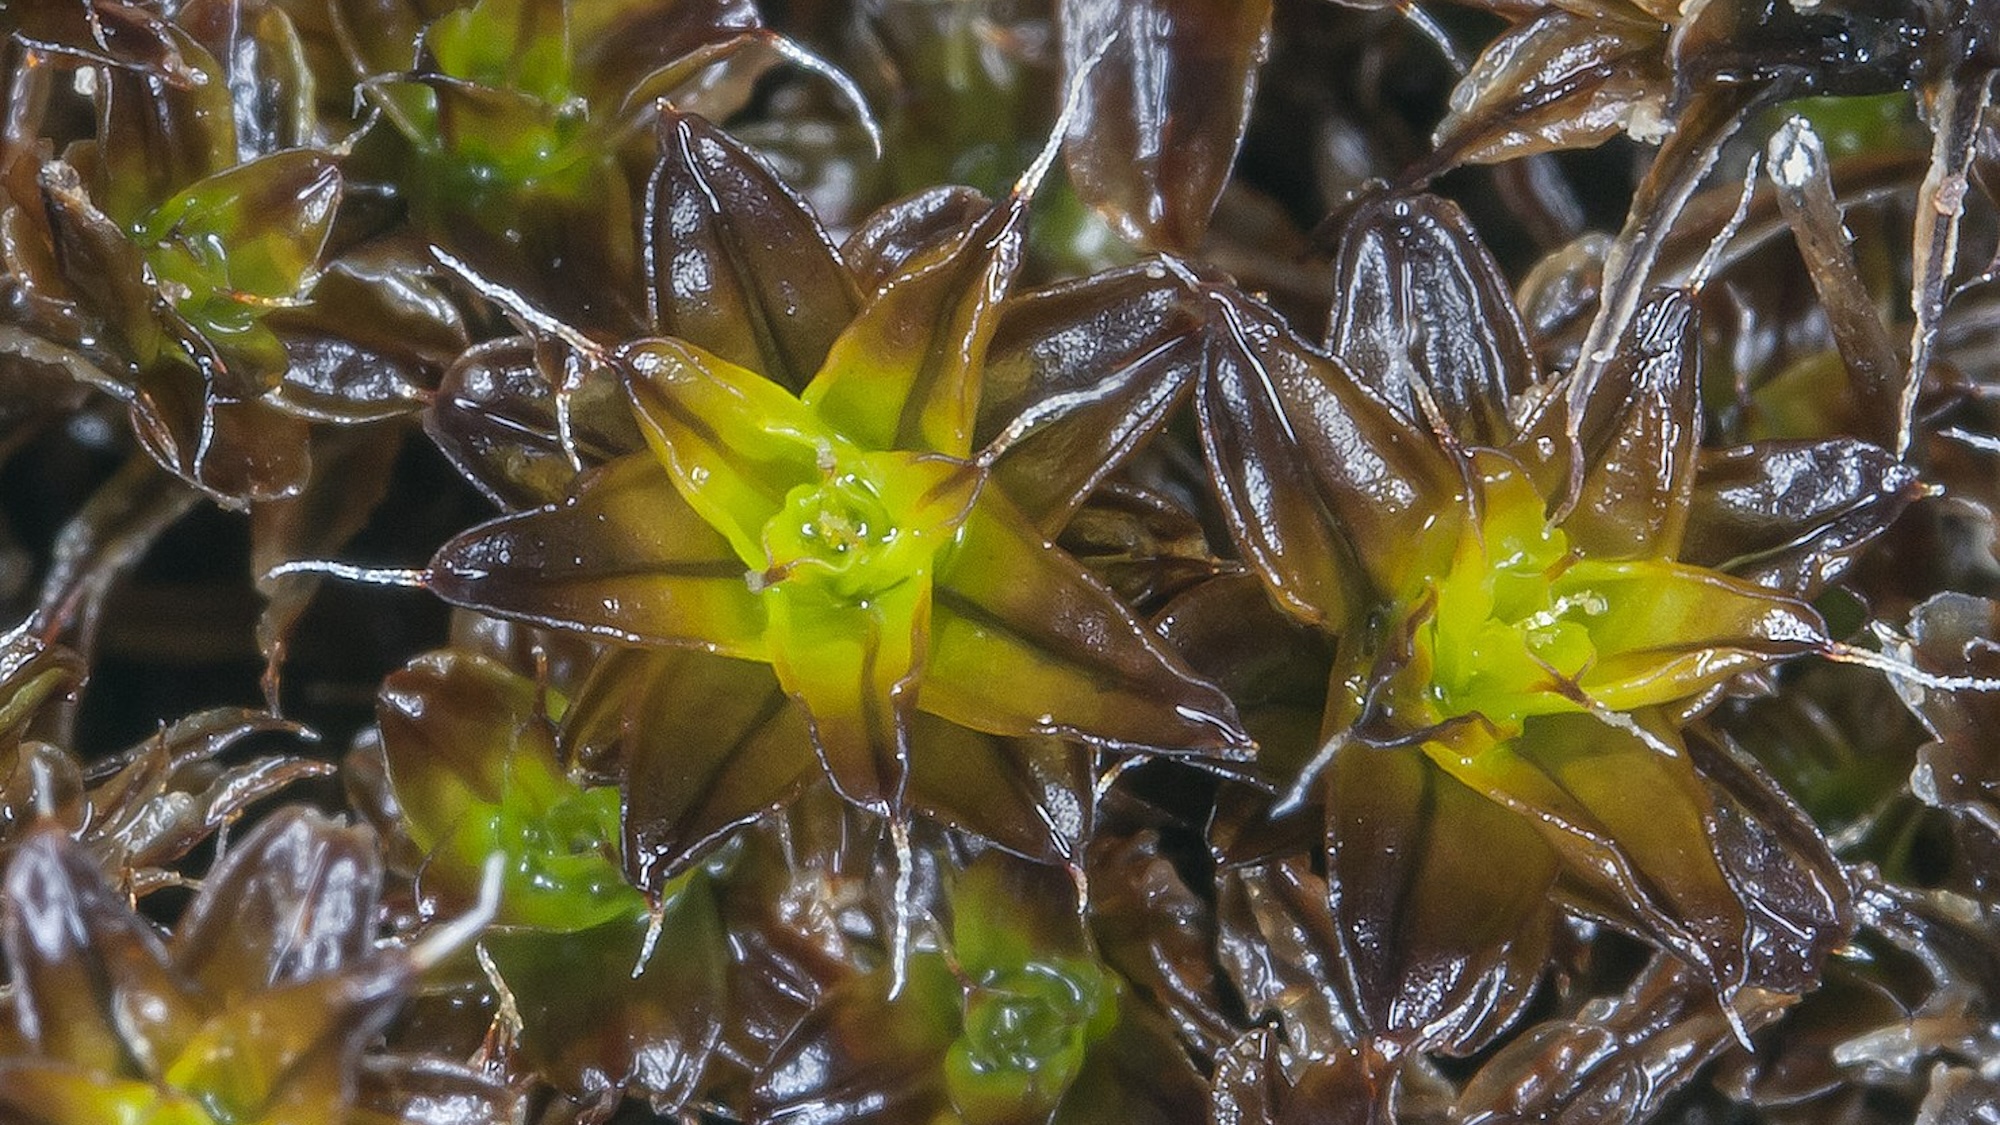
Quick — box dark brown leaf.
[1767,115,1904,447]
[752,952,961,1125]
[9,0,203,81]
[1430,10,1666,170]
[1453,958,1791,1125]
[565,647,815,892]
[1325,743,1558,1055]
[647,107,860,392]
[177,0,318,158]
[253,424,408,703]
[425,338,644,509]
[1085,829,1237,1058]
[1216,861,1362,1065]
[1682,439,1922,598]
[1687,733,1854,994]
[1056,481,1222,615]
[1555,288,1703,559]
[843,187,993,298]
[1,826,199,1076]
[1059,0,1273,252]
[170,808,381,1005]
[268,243,468,424]
[1194,283,1461,624]
[130,375,313,505]
[1325,193,1534,447]
[978,261,1206,533]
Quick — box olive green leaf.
[0,1069,218,1124]
[0,631,84,755]
[426,453,765,656]
[923,493,1244,757]
[375,650,646,930]
[136,150,343,396]
[0,813,424,1125]
[803,199,1025,459]
[1431,711,1751,999]
[87,24,236,229]
[480,873,729,1110]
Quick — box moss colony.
[3,0,2000,1122]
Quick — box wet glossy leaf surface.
[428,453,765,655]
[804,198,1024,459]
[926,493,1249,760]
[1558,289,1703,559]
[4,0,1998,1120]
[978,262,1207,532]
[377,649,644,928]
[1194,282,1461,624]
[647,107,859,392]
[1683,440,1924,597]
[1325,194,1533,446]
[1325,742,1559,1055]
[482,877,729,1108]
[425,338,643,509]
[1058,0,1272,253]
[1432,11,1666,169]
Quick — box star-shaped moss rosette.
[1228,194,1882,1054]
[0,809,513,1125]
[754,850,1206,1125]
[2,142,332,501]
[966,192,1909,1074]
[372,649,730,1110]
[424,173,1251,841]
[410,110,1155,878]
[1,0,468,502]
